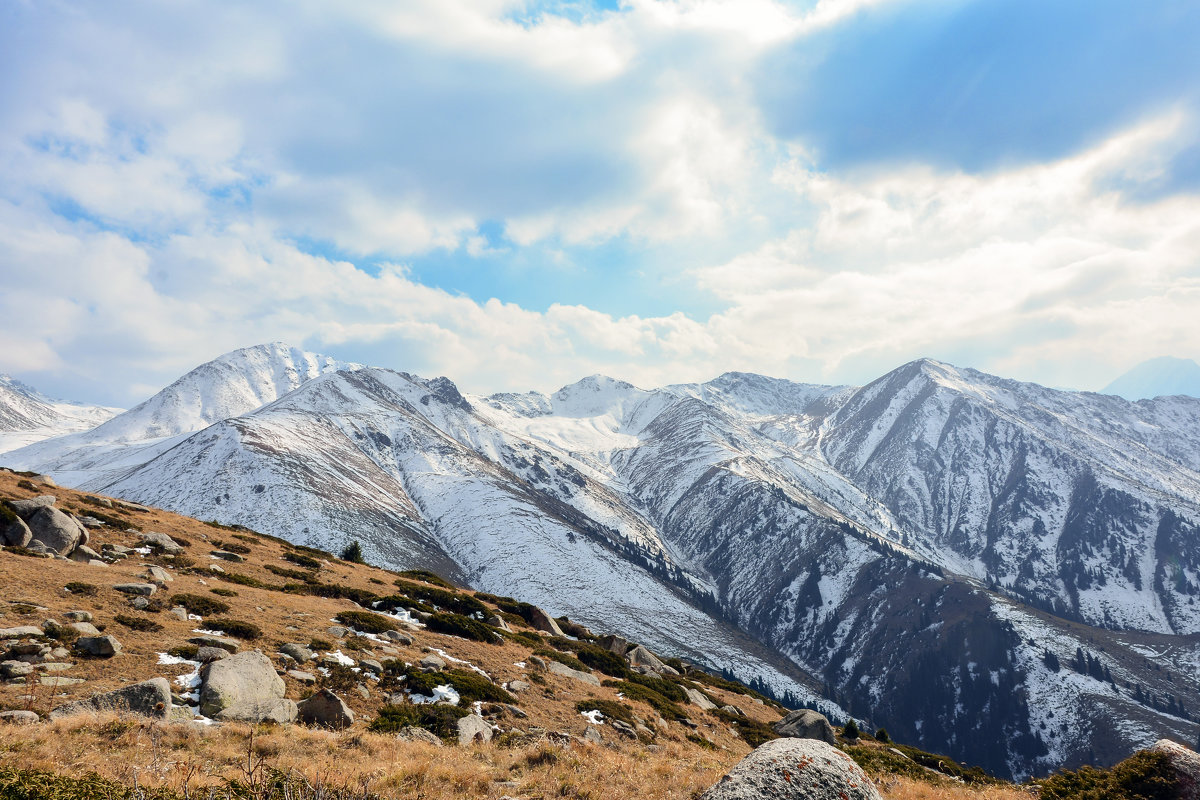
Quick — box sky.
[2,0,1200,406]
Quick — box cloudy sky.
[2,0,1199,406]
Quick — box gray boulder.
[113,583,157,596]
[457,713,493,745]
[626,644,667,673]
[527,607,565,637]
[287,670,316,684]
[210,550,244,562]
[418,654,446,672]
[68,621,101,636]
[1150,740,1200,799]
[1,660,34,679]
[597,634,632,656]
[381,630,413,645]
[216,698,298,724]
[397,726,443,746]
[685,687,717,711]
[0,625,45,639]
[68,544,102,563]
[26,506,87,554]
[297,689,355,729]
[141,565,174,585]
[1,511,32,547]
[196,647,230,663]
[774,709,837,746]
[49,678,171,720]
[75,635,122,657]
[199,650,286,718]
[700,738,881,800]
[0,710,39,724]
[63,610,93,622]
[545,660,601,686]
[139,532,183,555]
[6,495,57,517]
[280,643,315,663]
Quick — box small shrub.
[209,587,238,597]
[575,698,635,725]
[874,728,890,743]
[602,680,686,721]
[505,630,543,647]
[42,621,80,645]
[335,610,398,634]
[265,564,318,582]
[524,746,559,768]
[397,570,456,589]
[687,733,717,749]
[425,612,498,643]
[341,635,372,652]
[206,618,262,640]
[283,551,322,570]
[1038,749,1177,800]
[168,554,196,569]
[231,533,261,544]
[283,582,377,606]
[534,648,588,672]
[309,637,333,651]
[114,614,164,633]
[390,581,488,618]
[546,637,628,678]
[627,672,687,702]
[370,703,470,740]
[210,539,251,555]
[168,644,199,660]
[714,708,777,747]
[842,719,860,739]
[368,577,385,585]
[318,664,360,693]
[170,593,230,616]
[64,582,99,597]
[217,572,274,590]
[441,669,514,704]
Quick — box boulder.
[457,713,493,745]
[49,677,171,720]
[210,550,244,562]
[326,625,351,638]
[557,618,594,639]
[141,565,173,585]
[1151,739,1200,799]
[418,654,446,672]
[113,583,157,596]
[115,500,150,512]
[68,621,101,636]
[721,705,746,716]
[85,496,113,508]
[358,658,383,675]
[382,630,413,645]
[0,710,39,724]
[168,606,189,621]
[527,607,565,637]
[63,610,93,623]
[68,545,102,563]
[297,689,355,729]
[583,725,603,744]
[139,532,183,555]
[199,650,286,718]
[1,512,32,547]
[700,738,881,800]
[487,614,513,632]
[685,687,717,711]
[279,643,315,663]
[216,699,298,724]
[507,680,530,693]
[1,660,33,679]
[626,644,667,673]
[197,647,230,663]
[26,506,87,554]
[286,670,316,684]
[0,626,45,639]
[396,726,443,746]
[75,635,122,658]
[6,495,57,517]
[546,660,601,686]
[774,709,837,746]
[597,634,632,656]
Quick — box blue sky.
[1,0,1199,406]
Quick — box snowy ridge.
[0,374,121,453]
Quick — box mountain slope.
[0,374,121,453]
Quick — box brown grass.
[875,776,1034,800]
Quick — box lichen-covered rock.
[774,709,837,746]
[297,689,355,729]
[199,650,285,718]
[545,660,601,686]
[396,726,443,746]
[49,678,171,720]
[1151,739,1200,800]
[1,510,32,547]
[0,710,39,724]
[699,738,881,800]
[685,687,717,710]
[139,532,183,555]
[6,496,57,517]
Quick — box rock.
[116,500,150,512]
[774,709,838,746]
[130,597,151,610]
[297,689,355,729]
[188,635,240,653]
[1,660,33,679]
[721,705,746,716]
[197,646,230,663]
[358,658,383,675]
[37,662,74,673]
[457,713,493,745]
[527,607,565,637]
[625,644,667,673]
[49,678,171,720]
[1,512,32,547]
[87,559,109,567]
[286,670,316,684]
[210,550,244,562]
[69,544,102,563]
[68,622,101,636]
[168,606,189,621]
[396,726,443,746]
[597,634,632,656]
[141,565,174,585]
[103,544,131,555]
[6,495,58,517]
[419,654,446,672]
[611,719,638,739]
[26,506,87,554]
[216,699,298,724]
[699,739,881,800]
[354,684,370,700]
[546,660,601,686]
[0,710,39,724]
[199,650,286,718]
[1151,739,1200,799]
[583,725,603,744]
[22,540,50,555]
[0,626,45,639]
[487,614,513,632]
[279,643,315,663]
[113,583,157,596]
[528,655,548,670]
[49,647,70,660]
[139,532,183,555]
[63,610,93,623]
[77,517,106,528]
[507,680,530,693]
[557,618,593,639]
[685,687,717,710]
[326,625,351,638]
[381,630,413,645]
[75,635,122,657]
[85,496,113,508]
[37,676,86,687]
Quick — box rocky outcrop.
[700,739,881,800]
[543,660,601,686]
[685,687,717,711]
[49,678,171,720]
[527,607,564,637]
[25,506,87,555]
[774,709,837,746]
[139,532,184,555]
[199,650,287,720]
[298,689,355,729]
[1,509,32,547]
[1151,740,1200,800]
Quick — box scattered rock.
[457,713,493,745]
[326,625,351,638]
[528,655,548,670]
[297,689,355,729]
[216,698,298,724]
[545,660,601,686]
[168,606,189,621]
[1150,739,1200,799]
[358,658,383,675]
[69,544,102,563]
[37,662,74,673]
[188,635,240,653]
[199,650,286,719]
[507,680,530,693]
[396,726,443,746]
[699,738,881,800]
[0,710,39,724]
[113,583,157,596]
[0,626,45,639]
[774,709,837,746]
[6,495,58,516]
[1,512,32,547]
[557,618,593,638]
[49,678,171,720]
[527,607,565,637]
[597,634,632,656]
[354,684,370,700]
[139,532,183,555]
[721,705,746,716]
[85,496,113,508]
[141,565,174,585]
[129,597,151,610]
[1,660,33,679]
[36,676,87,687]
[583,725,603,744]
[286,670,316,684]
[69,621,101,636]
[279,643,315,663]
[487,614,513,632]
[197,646,230,663]
[115,500,150,513]
[63,610,93,623]
[75,635,122,658]
[381,630,413,645]
[626,644,667,674]
[685,687,717,710]
[610,719,638,739]
[418,654,446,672]
[210,550,244,562]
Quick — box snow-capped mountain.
[0,374,121,453]
[1103,356,1200,400]
[5,347,1200,778]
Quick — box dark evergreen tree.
[340,540,365,564]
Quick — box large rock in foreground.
[49,678,171,720]
[297,689,354,729]
[26,506,87,555]
[1151,740,1200,800]
[199,650,286,719]
[700,738,881,800]
[774,709,837,746]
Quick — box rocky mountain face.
[4,346,1200,779]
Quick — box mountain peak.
[1103,356,1200,401]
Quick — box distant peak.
[1103,356,1200,401]
[552,374,636,397]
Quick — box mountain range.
[3,342,1199,779]
[0,374,121,453]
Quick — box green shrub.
[390,580,488,618]
[545,637,629,678]
[209,588,238,597]
[169,593,230,616]
[63,582,99,596]
[714,708,777,747]
[474,593,538,625]
[687,733,717,749]
[265,564,318,582]
[340,541,365,564]
[533,648,588,672]
[627,673,687,702]
[113,614,163,633]
[309,637,333,651]
[210,539,251,555]
[505,630,543,647]
[42,621,80,645]
[216,572,275,590]
[282,582,377,606]
[335,610,398,634]
[168,644,199,660]
[575,698,635,726]
[874,728,890,743]
[397,570,456,589]
[318,664,359,693]
[206,618,262,640]
[1038,750,1178,800]
[425,613,498,643]
[282,551,322,570]
[887,744,1002,785]
[843,719,859,738]
[372,594,434,615]
[602,680,686,721]
[370,703,469,740]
